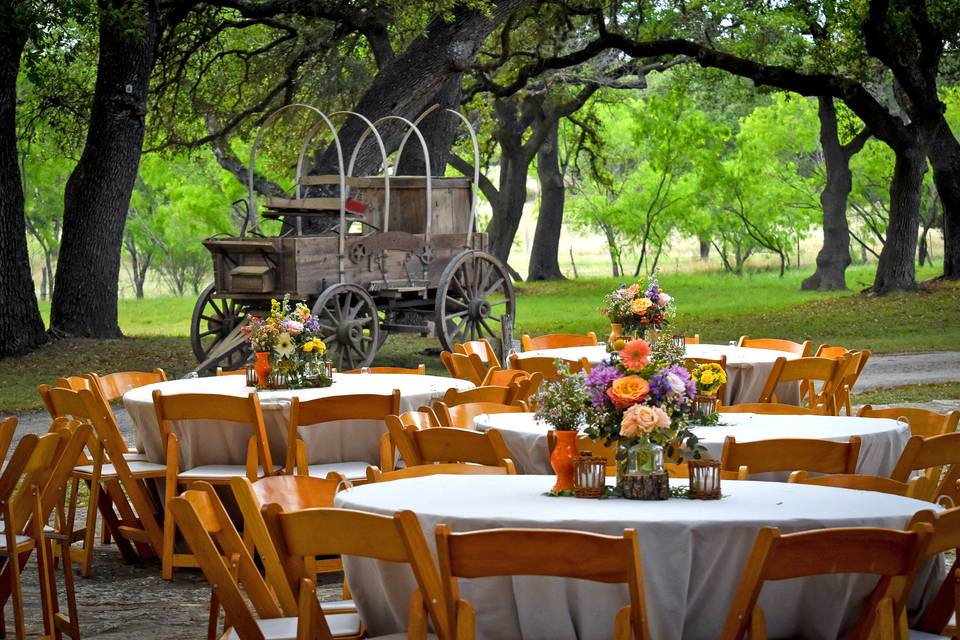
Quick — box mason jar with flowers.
[534,361,590,493]
[583,337,702,499]
[600,276,674,345]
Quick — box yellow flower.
[303,341,314,353]
[631,297,652,315]
[700,371,715,386]
[313,339,326,355]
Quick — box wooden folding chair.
[758,356,844,414]
[216,367,247,376]
[442,386,512,406]
[440,351,485,385]
[890,432,960,503]
[154,390,276,579]
[287,390,400,481]
[436,525,650,640]
[230,476,354,618]
[814,344,850,359]
[815,350,868,416]
[40,385,166,576]
[858,405,960,438]
[386,421,515,471]
[343,365,426,375]
[0,417,17,462]
[719,524,932,639]
[721,402,813,415]
[685,355,727,405]
[431,401,526,429]
[737,336,813,357]
[908,506,960,637]
[366,463,512,483]
[506,372,542,407]
[455,339,501,370]
[170,482,361,640]
[684,334,701,345]
[521,332,598,351]
[720,435,861,477]
[787,470,929,498]
[508,354,591,382]
[266,506,448,640]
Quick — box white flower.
[665,373,685,395]
[282,320,303,335]
[274,333,295,358]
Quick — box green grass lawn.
[5,264,956,414]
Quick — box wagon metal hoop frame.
[294,111,392,232]
[351,114,433,243]
[395,106,481,246]
[248,103,347,280]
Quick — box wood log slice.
[619,472,670,500]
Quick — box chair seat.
[0,535,34,550]
[178,465,254,480]
[909,632,949,639]
[225,612,361,640]
[320,599,355,612]
[373,635,437,640]
[74,460,167,478]
[123,451,150,461]
[306,461,370,481]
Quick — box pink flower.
[658,292,671,306]
[626,283,640,297]
[620,405,670,437]
[620,339,651,370]
[282,320,303,335]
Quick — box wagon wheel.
[312,284,380,371]
[190,283,250,369]
[435,250,516,351]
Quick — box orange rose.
[606,375,650,410]
[631,297,652,315]
[620,405,670,437]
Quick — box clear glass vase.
[617,439,664,478]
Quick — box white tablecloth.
[515,343,800,405]
[335,474,942,640]
[474,412,910,478]
[122,374,472,469]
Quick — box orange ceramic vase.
[254,351,272,388]
[551,430,579,492]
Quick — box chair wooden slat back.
[481,367,529,387]
[828,350,869,416]
[758,356,843,414]
[521,332,598,351]
[432,401,526,429]
[908,507,960,635]
[410,427,513,467]
[507,372,542,407]
[436,525,649,640]
[443,386,512,406]
[344,365,426,375]
[721,402,813,415]
[891,432,960,501]
[738,336,813,357]
[153,390,274,476]
[720,436,861,476]
[858,405,960,438]
[720,525,931,640]
[268,506,447,640]
[169,483,290,640]
[88,369,166,402]
[508,355,591,382]
[685,355,727,405]
[455,339,501,370]
[440,351,485,385]
[216,367,246,376]
[684,334,701,345]
[814,344,849,359]
[0,416,17,462]
[787,470,928,498]
[366,462,512,483]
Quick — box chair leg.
[81,475,102,578]
[7,548,27,640]
[37,537,58,639]
[161,477,177,581]
[58,537,80,639]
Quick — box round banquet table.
[474,412,911,479]
[122,373,473,470]
[335,474,942,640]
[514,343,800,405]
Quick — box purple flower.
[584,363,623,408]
[648,365,696,406]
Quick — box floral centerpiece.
[583,337,702,499]
[242,296,332,389]
[601,276,674,342]
[690,363,727,422]
[534,362,591,492]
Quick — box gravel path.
[4,350,958,638]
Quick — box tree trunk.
[600,221,621,277]
[0,17,46,356]
[528,120,565,281]
[928,118,960,279]
[395,77,463,178]
[486,148,530,266]
[698,238,710,260]
[803,97,858,291]
[872,147,925,293]
[50,0,157,338]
